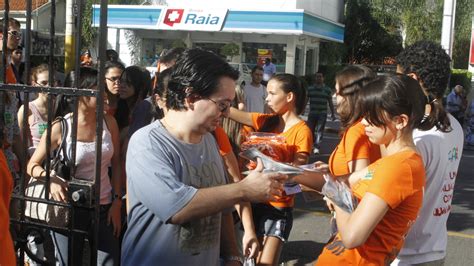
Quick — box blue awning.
[92,5,344,43]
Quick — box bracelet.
[224,255,244,265]
[112,193,121,201]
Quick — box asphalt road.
[279,121,474,265]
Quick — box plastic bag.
[321,174,357,213]
[241,132,288,169]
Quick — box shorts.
[252,203,293,242]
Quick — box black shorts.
[252,203,293,242]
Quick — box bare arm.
[293,152,309,166]
[17,104,27,138]
[220,212,240,259]
[105,114,122,237]
[329,192,388,249]
[27,120,68,202]
[229,107,254,127]
[27,121,62,179]
[347,158,370,173]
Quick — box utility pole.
[441,0,457,59]
[65,0,76,72]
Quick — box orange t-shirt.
[6,65,17,84]
[0,150,16,266]
[214,126,232,156]
[329,121,381,176]
[316,151,425,265]
[251,113,313,208]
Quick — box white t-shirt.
[394,114,464,265]
[243,83,267,113]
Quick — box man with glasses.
[122,48,287,265]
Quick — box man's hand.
[240,158,287,202]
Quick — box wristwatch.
[224,255,244,265]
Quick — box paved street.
[279,120,474,265]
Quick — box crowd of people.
[0,15,467,266]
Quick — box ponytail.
[417,93,451,132]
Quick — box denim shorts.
[252,203,293,242]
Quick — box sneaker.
[313,147,320,154]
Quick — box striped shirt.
[308,84,332,115]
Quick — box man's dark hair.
[251,65,263,74]
[0,17,21,29]
[106,49,120,62]
[160,47,185,65]
[166,48,239,111]
[104,60,125,73]
[396,41,451,132]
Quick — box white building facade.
[93,0,345,76]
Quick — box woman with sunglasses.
[228,73,312,265]
[17,64,52,156]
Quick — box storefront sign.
[257,49,272,66]
[158,8,228,31]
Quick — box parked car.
[229,63,253,86]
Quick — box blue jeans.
[306,113,327,148]
[51,204,119,266]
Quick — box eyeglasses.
[105,76,121,83]
[206,98,231,113]
[35,80,50,87]
[8,30,22,38]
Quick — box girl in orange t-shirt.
[311,75,436,265]
[229,74,312,265]
[328,65,380,176]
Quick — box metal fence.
[1,0,109,264]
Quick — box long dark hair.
[259,74,307,132]
[359,75,434,132]
[335,65,376,134]
[115,66,151,129]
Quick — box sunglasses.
[105,76,121,83]
[35,80,50,87]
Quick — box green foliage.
[220,42,240,58]
[344,0,403,64]
[450,69,473,94]
[319,42,346,65]
[171,39,187,48]
[81,0,95,50]
[452,0,474,69]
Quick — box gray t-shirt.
[243,83,267,113]
[122,121,228,265]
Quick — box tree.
[343,0,403,64]
[452,0,474,69]
[220,42,240,62]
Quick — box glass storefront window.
[242,42,286,73]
